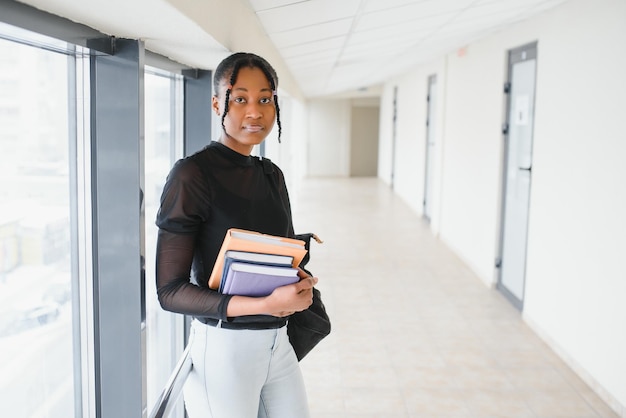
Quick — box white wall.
[377,83,395,186]
[521,0,626,413]
[379,0,626,413]
[378,61,448,231]
[307,99,351,177]
[263,93,309,204]
[437,40,507,284]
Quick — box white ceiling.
[15,0,569,98]
[247,0,569,97]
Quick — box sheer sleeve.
[155,159,210,234]
[155,229,231,318]
[154,159,232,320]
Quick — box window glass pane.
[144,69,183,411]
[0,34,76,417]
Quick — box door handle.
[519,166,532,172]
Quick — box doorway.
[350,102,380,177]
[497,42,538,310]
[423,75,437,222]
[390,86,398,189]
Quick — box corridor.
[292,178,617,418]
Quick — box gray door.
[497,42,537,310]
[423,75,437,221]
[391,86,398,189]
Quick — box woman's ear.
[212,95,221,116]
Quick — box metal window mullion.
[74,44,97,418]
[180,69,212,356]
[88,37,146,418]
[183,69,212,156]
[67,45,85,418]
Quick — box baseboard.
[523,314,625,417]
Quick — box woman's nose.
[245,102,262,118]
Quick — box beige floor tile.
[341,365,401,389]
[504,367,575,392]
[343,387,409,416]
[464,388,536,417]
[431,334,487,351]
[307,388,346,416]
[453,366,517,391]
[577,388,621,418]
[493,348,558,369]
[439,348,500,368]
[395,366,462,391]
[523,389,600,417]
[389,346,448,369]
[404,388,472,417]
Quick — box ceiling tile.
[255,0,361,34]
[343,37,416,58]
[247,0,306,12]
[350,18,439,46]
[362,0,433,14]
[269,18,353,48]
[455,1,534,22]
[356,0,473,32]
[280,36,345,58]
[286,52,337,69]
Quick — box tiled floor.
[292,178,619,418]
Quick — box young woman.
[155,52,316,418]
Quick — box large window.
[0,25,77,417]
[0,13,194,416]
[144,67,184,413]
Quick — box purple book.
[222,262,299,297]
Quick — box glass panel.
[144,69,184,412]
[500,58,536,302]
[0,33,76,416]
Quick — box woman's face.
[212,66,276,155]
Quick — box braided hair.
[213,52,282,143]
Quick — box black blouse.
[155,141,295,326]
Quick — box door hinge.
[502,123,509,135]
[503,82,511,94]
[495,257,502,268]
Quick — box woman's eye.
[260,97,272,104]
[233,97,246,104]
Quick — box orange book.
[208,228,307,290]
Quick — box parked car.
[0,302,61,337]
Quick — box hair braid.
[220,61,243,137]
[214,52,282,142]
[257,65,282,143]
[274,95,282,143]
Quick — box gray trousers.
[183,319,310,418]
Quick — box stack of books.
[208,229,308,297]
